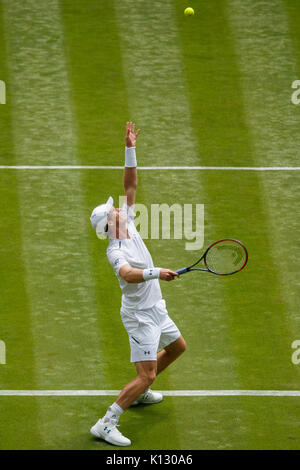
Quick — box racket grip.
[176,268,188,275]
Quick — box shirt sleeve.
[107,248,129,276]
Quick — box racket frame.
[176,238,248,276]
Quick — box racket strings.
[205,241,246,274]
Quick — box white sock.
[104,402,124,423]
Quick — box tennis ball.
[184,7,194,16]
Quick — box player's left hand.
[125,121,140,147]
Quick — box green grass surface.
[2,396,300,450]
[0,0,300,450]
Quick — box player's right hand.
[159,269,179,281]
[125,121,140,147]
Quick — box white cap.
[90,196,114,236]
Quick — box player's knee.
[140,370,156,387]
[146,370,156,386]
[173,336,186,356]
[180,337,187,354]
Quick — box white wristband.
[125,146,137,167]
[142,268,161,281]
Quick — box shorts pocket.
[120,311,140,338]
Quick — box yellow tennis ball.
[184,7,194,16]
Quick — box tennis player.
[90,122,186,446]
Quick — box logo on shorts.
[144,350,151,355]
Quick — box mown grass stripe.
[113,0,199,167]
[60,0,130,165]
[284,0,300,78]
[2,0,103,386]
[227,0,299,167]
[0,3,37,391]
[60,0,140,390]
[227,0,300,350]
[2,0,107,448]
[0,1,44,450]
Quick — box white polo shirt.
[107,204,162,310]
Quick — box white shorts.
[120,299,181,363]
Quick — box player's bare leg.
[91,360,157,446]
[116,360,157,410]
[156,335,186,375]
[129,336,186,406]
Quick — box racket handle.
[176,268,188,275]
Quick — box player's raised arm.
[124,121,140,207]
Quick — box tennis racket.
[176,238,248,276]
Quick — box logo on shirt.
[114,258,120,266]
[144,350,151,355]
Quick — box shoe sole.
[90,425,131,447]
[131,396,163,406]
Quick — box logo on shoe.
[104,426,111,434]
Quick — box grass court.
[0,0,300,450]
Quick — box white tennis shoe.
[90,417,131,447]
[131,388,163,406]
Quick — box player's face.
[109,207,127,223]
[107,207,128,237]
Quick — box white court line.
[1,390,300,396]
[0,166,300,171]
